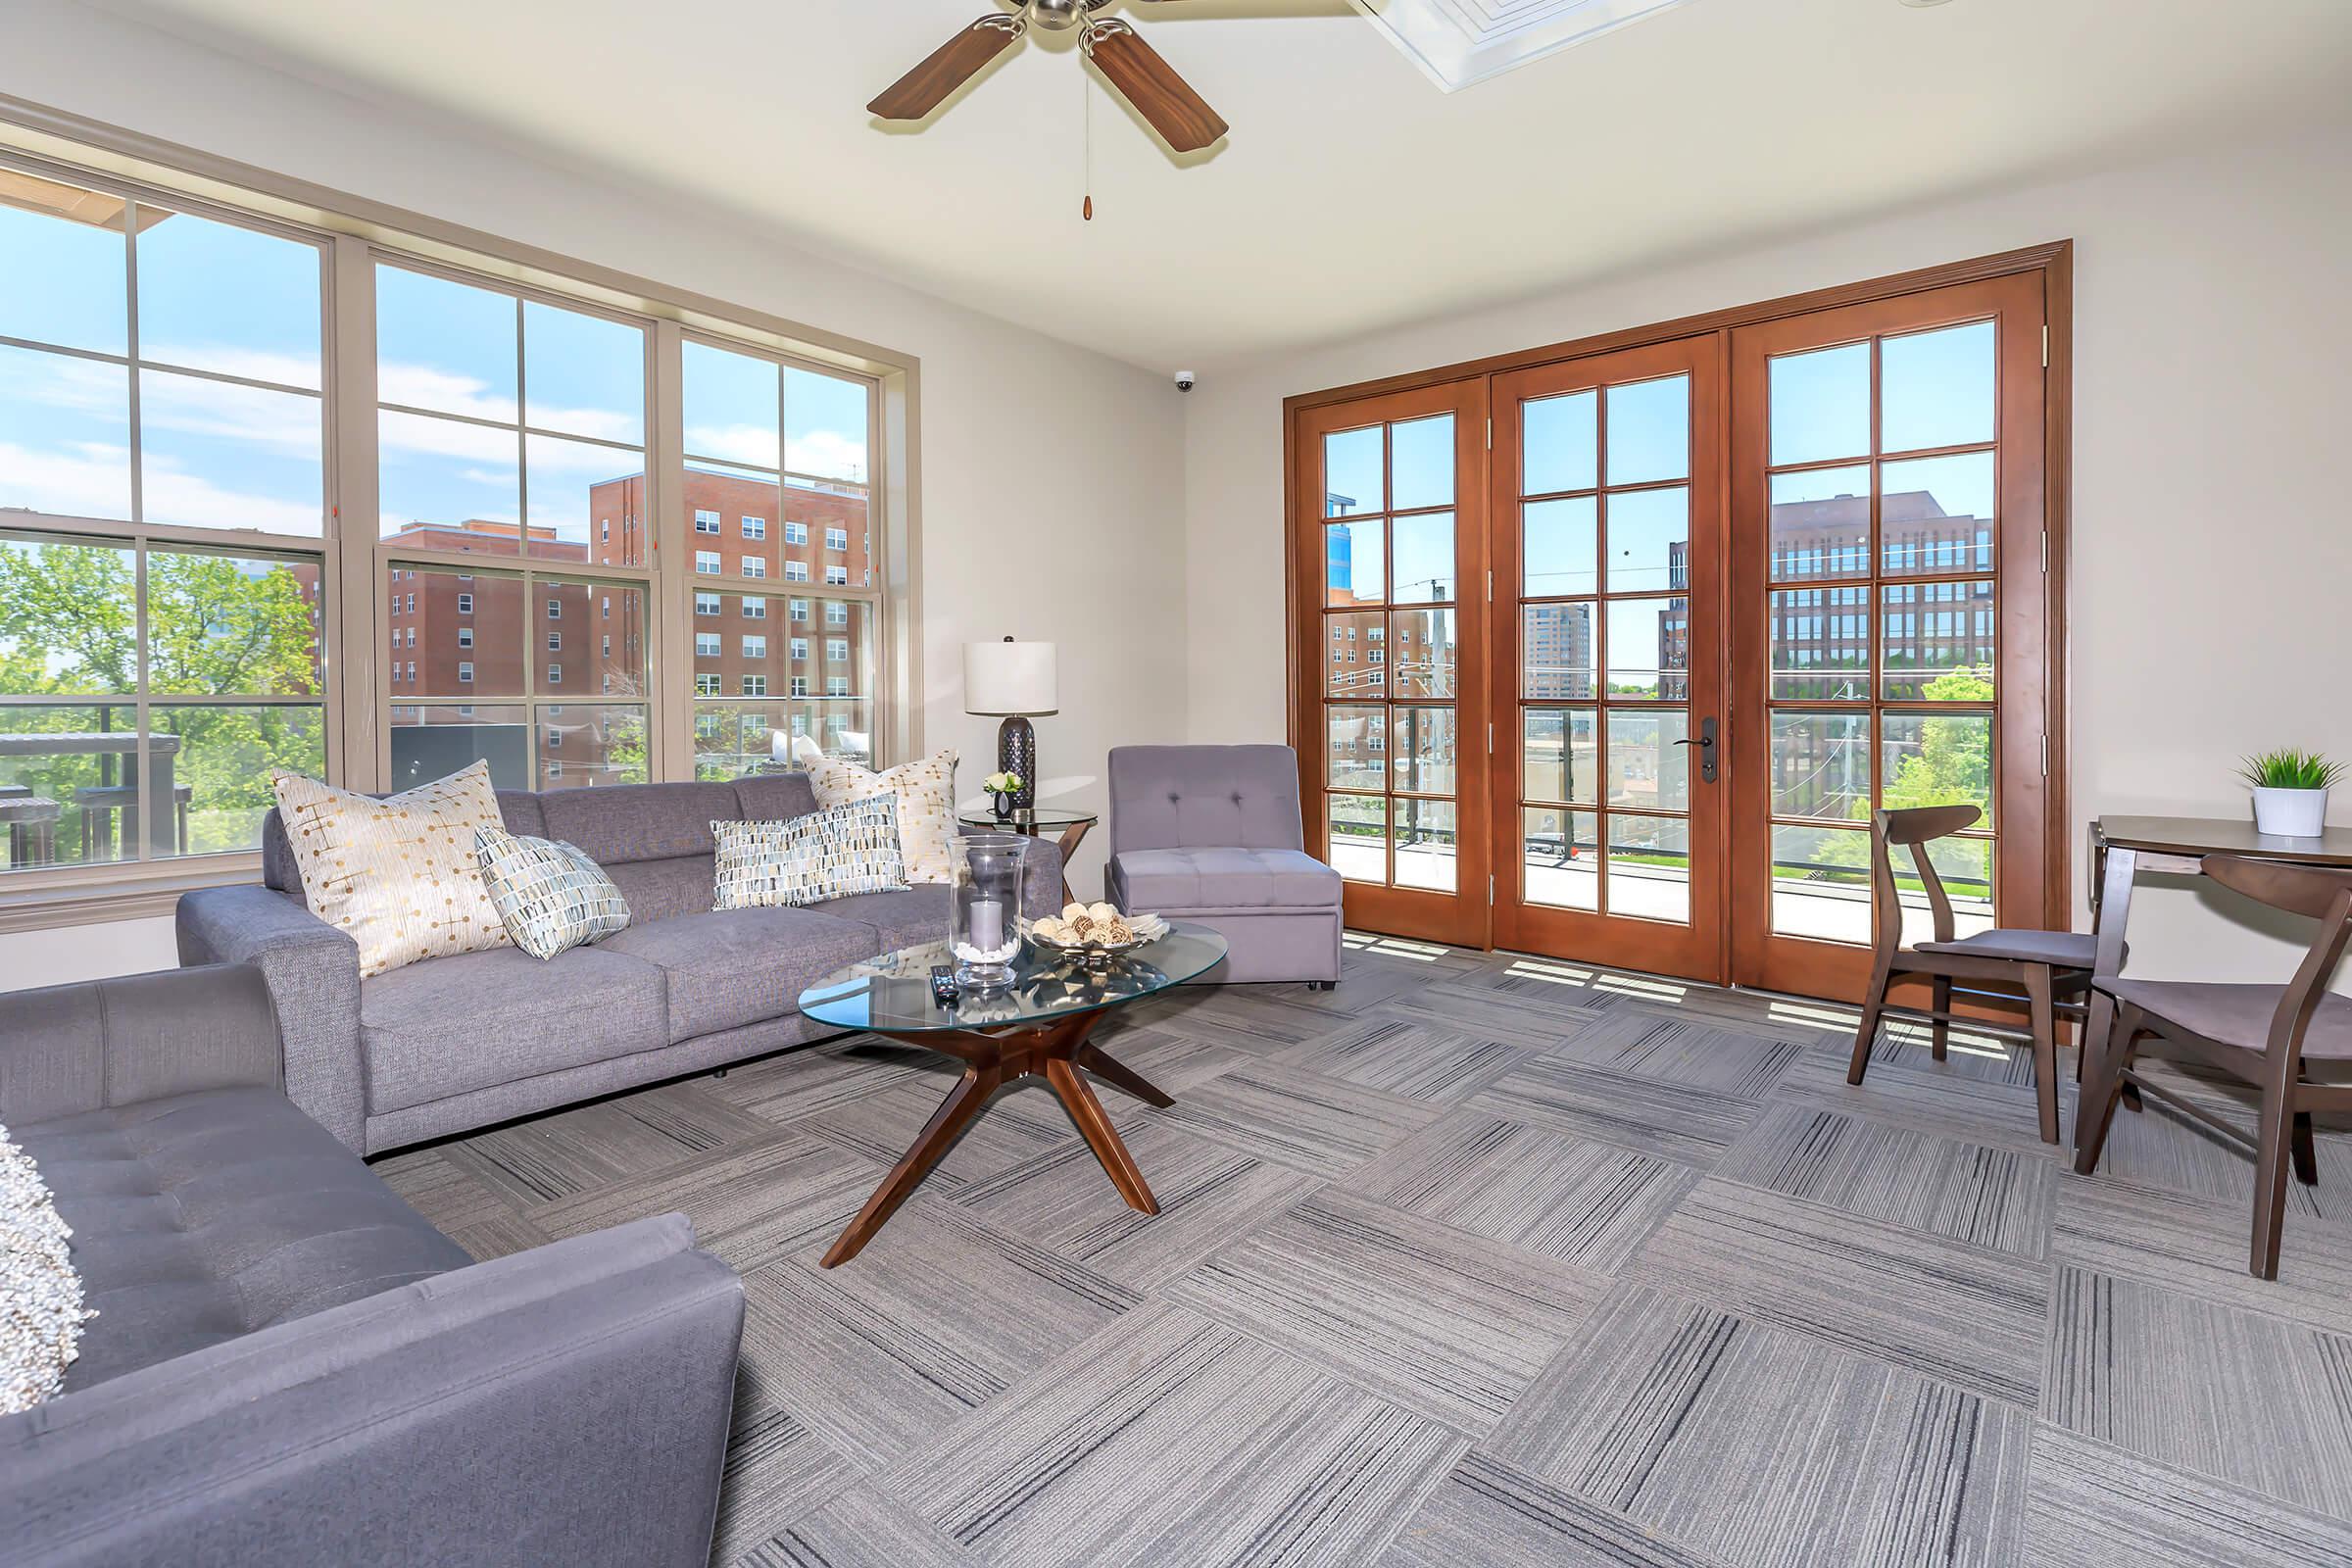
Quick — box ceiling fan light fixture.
[1352,0,1690,92]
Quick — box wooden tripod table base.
[820,1008,1173,1268]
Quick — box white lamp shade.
[963,640,1058,716]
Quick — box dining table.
[2080,814,2352,1139]
[0,732,184,858]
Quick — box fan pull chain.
[1082,68,1095,221]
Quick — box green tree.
[0,543,323,860]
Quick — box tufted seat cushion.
[17,1087,470,1393]
[1110,847,1342,910]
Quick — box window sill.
[0,855,263,935]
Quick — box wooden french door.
[1284,250,2066,1001]
[1727,272,2054,1001]
[1290,379,1491,947]
[1488,338,1728,981]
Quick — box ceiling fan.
[869,1,1231,155]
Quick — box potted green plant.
[983,770,1024,822]
[2239,748,2343,838]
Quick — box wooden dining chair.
[1845,805,2098,1144]
[2074,855,2352,1280]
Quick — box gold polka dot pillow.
[270,760,513,978]
[798,747,959,885]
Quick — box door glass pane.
[1391,513,1455,604]
[1523,389,1595,497]
[1768,711,1871,821]
[1604,596,1689,701]
[1882,579,1995,700]
[1606,814,1690,924]
[1323,611,1386,698]
[522,300,644,446]
[137,210,321,389]
[1522,708,1596,805]
[1883,710,1992,829]
[1388,609,1455,698]
[1328,793,1388,883]
[1770,823,1871,943]
[0,346,131,521]
[1395,798,1456,892]
[1523,807,1597,909]
[1524,497,1596,598]
[1882,452,1994,574]
[0,175,127,355]
[1769,342,1870,466]
[374,265,517,422]
[1604,486,1689,594]
[1605,709,1689,812]
[138,369,323,536]
[1390,416,1453,511]
[1326,704,1386,791]
[1882,321,1994,454]
[1893,835,1996,945]
[1324,425,1383,516]
[1523,603,1595,699]
[1324,518,1384,605]
[1392,705,1457,796]
[1768,466,1872,582]
[1768,586,1870,700]
[1605,375,1689,486]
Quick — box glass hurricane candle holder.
[950,832,1030,989]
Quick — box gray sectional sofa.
[0,964,743,1568]
[176,773,1060,1156]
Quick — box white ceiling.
[77,0,2352,371]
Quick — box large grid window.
[681,335,877,776]
[1761,320,1998,944]
[1,168,328,871]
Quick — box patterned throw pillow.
[796,746,958,884]
[1,1118,93,1415]
[270,760,513,978]
[713,797,909,910]
[475,824,631,960]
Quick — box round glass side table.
[956,807,1097,906]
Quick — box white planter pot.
[2252,786,2329,838]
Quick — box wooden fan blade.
[868,16,1021,121]
[1084,24,1229,153]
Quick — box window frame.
[0,117,916,924]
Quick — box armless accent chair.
[1846,804,2099,1145]
[1104,745,1344,988]
[2074,855,2352,1280]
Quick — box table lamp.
[963,636,1057,813]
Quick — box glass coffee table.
[797,921,1228,1266]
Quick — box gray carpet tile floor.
[370,933,2352,1567]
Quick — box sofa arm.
[0,1214,744,1568]
[0,965,281,1124]
[176,884,367,1152]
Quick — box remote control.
[928,965,959,1006]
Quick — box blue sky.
[0,191,870,550]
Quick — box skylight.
[1353,0,1691,91]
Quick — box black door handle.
[1674,717,1719,783]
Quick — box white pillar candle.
[970,899,1004,954]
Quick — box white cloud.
[139,344,320,392]
[377,360,639,445]
[0,439,318,535]
[684,422,781,468]
[138,372,321,457]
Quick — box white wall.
[0,1,1187,986]
[1183,119,2352,990]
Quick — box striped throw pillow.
[474,824,632,960]
[712,797,908,910]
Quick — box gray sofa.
[1104,745,1344,986]
[177,773,1060,1155]
[0,964,743,1568]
